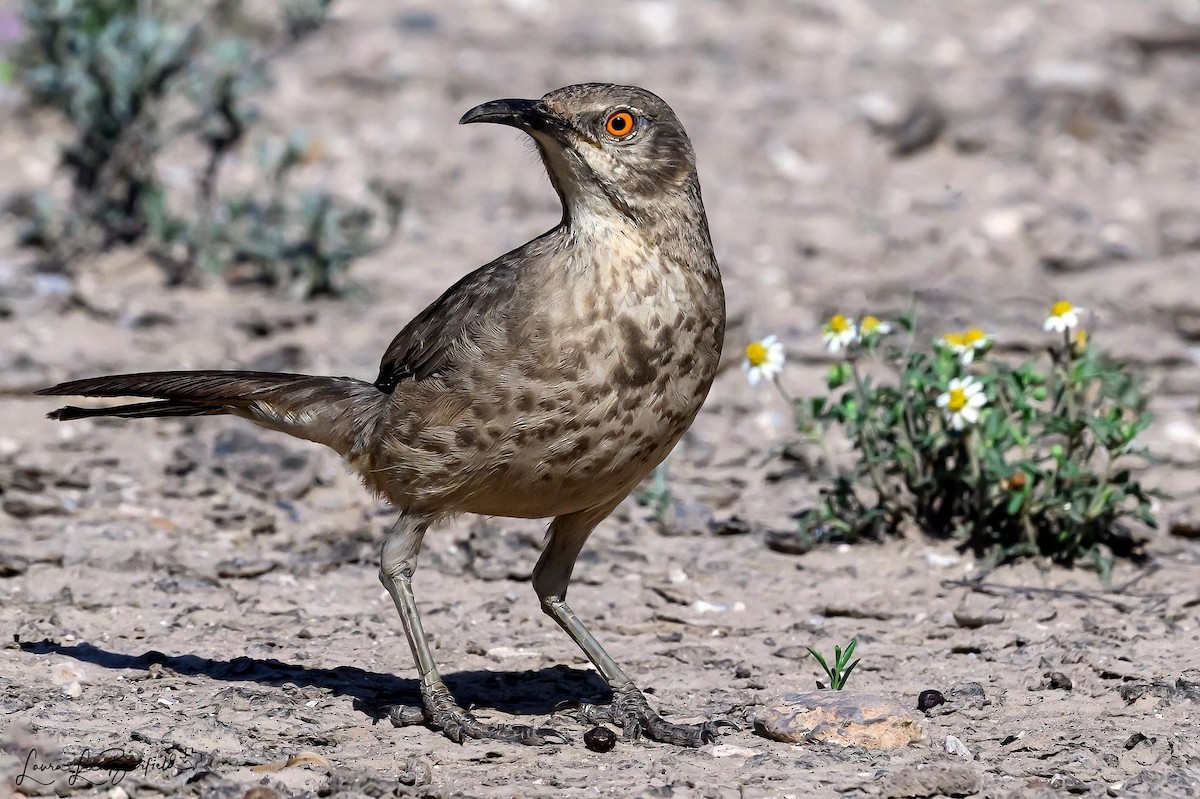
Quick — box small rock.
[583,726,617,753]
[952,609,1004,629]
[3,493,67,518]
[707,744,760,758]
[62,680,83,698]
[917,689,946,711]
[0,554,29,577]
[1124,732,1152,750]
[880,764,982,799]
[1044,671,1073,690]
[1050,774,1089,793]
[925,682,988,716]
[755,692,925,748]
[772,645,813,661]
[980,208,1027,242]
[764,528,816,556]
[107,788,130,799]
[923,550,961,569]
[216,558,278,579]
[1168,507,1200,539]
[51,662,89,686]
[1159,209,1200,255]
[944,734,972,759]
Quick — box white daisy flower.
[937,376,987,431]
[821,314,857,353]
[858,315,892,340]
[743,335,785,386]
[939,328,991,365]
[1044,300,1084,332]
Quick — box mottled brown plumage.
[39,83,726,747]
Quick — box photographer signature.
[15,745,202,788]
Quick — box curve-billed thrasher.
[39,83,727,747]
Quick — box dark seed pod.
[917,689,946,711]
[583,726,618,753]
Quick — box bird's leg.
[535,505,732,748]
[379,515,568,746]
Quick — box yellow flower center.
[942,332,965,347]
[861,315,881,334]
[828,314,851,334]
[964,328,986,346]
[946,387,968,412]
[1050,300,1074,317]
[745,341,769,367]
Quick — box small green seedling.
[806,638,860,690]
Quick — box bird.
[38,83,727,747]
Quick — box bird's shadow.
[19,639,611,719]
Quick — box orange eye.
[605,111,635,138]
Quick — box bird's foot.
[385,681,570,746]
[570,686,735,748]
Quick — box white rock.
[62,681,83,698]
[981,208,1027,242]
[707,744,761,758]
[51,662,89,686]
[945,734,972,759]
[924,551,960,568]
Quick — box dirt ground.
[3,0,1200,797]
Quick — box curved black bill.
[459,98,545,127]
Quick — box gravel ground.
[2,1,1199,797]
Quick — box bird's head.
[460,83,699,227]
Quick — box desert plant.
[745,301,1159,579]
[10,0,398,297]
[807,638,860,690]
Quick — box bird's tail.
[38,371,384,459]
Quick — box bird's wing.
[373,259,521,392]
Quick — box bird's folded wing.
[373,258,520,392]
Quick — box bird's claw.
[571,687,733,748]
[387,683,570,746]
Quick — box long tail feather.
[47,400,222,421]
[39,370,384,458]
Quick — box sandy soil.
[2,1,1200,797]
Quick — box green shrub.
[746,301,1160,578]
[11,0,398,298]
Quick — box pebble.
[880,764,982,799]
[1168,506,1200,539]
[583,726,617,753]
[1044,671,1073,691]
[944,734,972,759]
[917,689,945,711]
[952,609,1005,629]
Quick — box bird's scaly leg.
[380,515,568,745]
[535,505,733,747]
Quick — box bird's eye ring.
[605,111,636,138]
